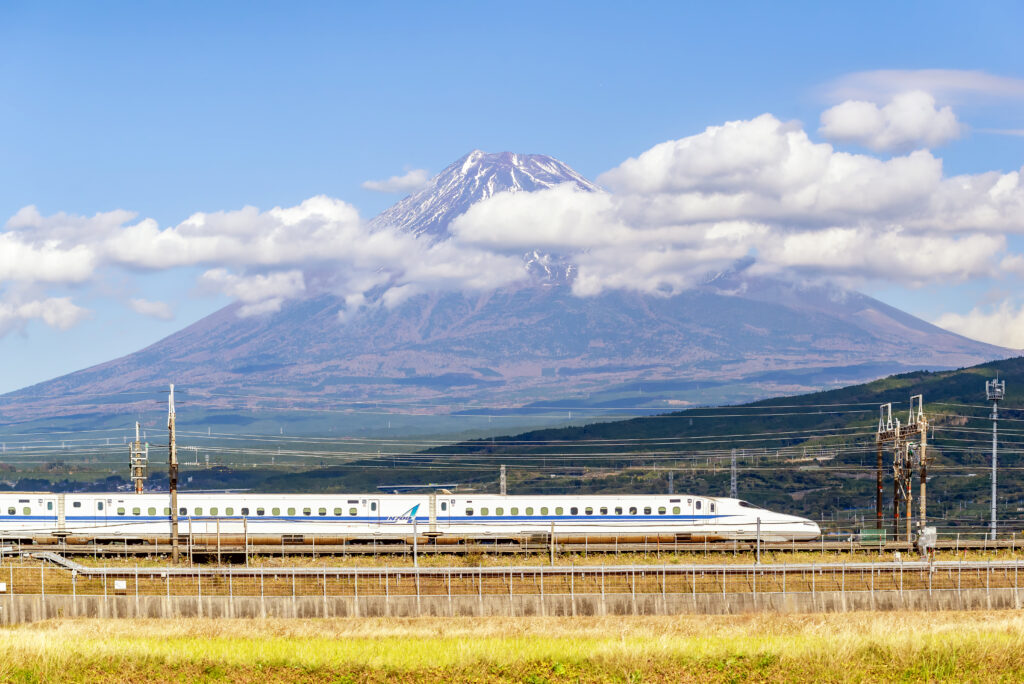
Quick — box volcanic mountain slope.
[0,151,1013,427]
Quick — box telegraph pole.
[987,378,1005,541]
[168,384,179,563]
[499,464,507,496]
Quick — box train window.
[73,501,81,508]
[349,508,357,516]
[600,507,608,515]
[670,499,680,503]
[658,507,666,515]
[256,508,265,516]
[496,507,503,515]
[164,507,171,515]
[510,507,518,515]
[23,507,30,515]
[226,507,234,516]
[272,508,281,516]
[148,507,156,515]
[672,506,681,515]
[615,507,623,515]
[629,507,637,515]
[466,508,474,516]
[132,507,141,515]
[585,507,593,515]
[348,499,358,504]
[643,507,651,515]
[481,508,489,516]
[539,507,547,515]
[570,507,578,515]
[695,501,702,511]
[179,508,187,516]
[303,508,312,516]
[210,507,218,516]
[47,501,53,511]
[370,502,377,512]
[441,502,447,511]
[195,508,203,516]
[287,508,295,516]
[710,503,716,513]
[97,502,104,510]
[334,508,342,516]
[6,507,13,515]
[555,507,564,515]
[241,508,249,516]
[117,507,126,515]
[318,508,326,516]
[526,507,534,515]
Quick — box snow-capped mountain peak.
[368,150,599,239]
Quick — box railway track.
[5,536,1021,558]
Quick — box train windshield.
[737,501,766,510]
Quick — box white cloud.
[362,168,431,193]
[934,301,1024,350]
[7,108,1024,323]
[129,298,174,321]
[826,69,1024,103]
[0,297,88,336]
[199,269,307,317]
[820,91,963,151]
[450,113,1024,296]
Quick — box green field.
[2,612,1024,682]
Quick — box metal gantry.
[876,395,928,542]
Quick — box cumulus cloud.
[820,91,963,151]
[362,168,431,193]
[0,297,88,336]
[935,301,1024,350]
[199,269,307,317]
[129,298,174,321]
[6,107,1024,328]
[448,113,1024,296]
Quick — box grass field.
[2,612,1024,682]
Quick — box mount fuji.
[0,151,1012,432]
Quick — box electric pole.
[987,378,1005,541]
[500,464,506,496]
[129,421,148,493]
[730,448,737,498]
[168,384,179,563]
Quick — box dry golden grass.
[1,611,1024,682]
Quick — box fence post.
[229,570,234,617]
[135,566,140,616]
[783,562,786,596]
[354,570,359,618]
[40,565,44,598]
[322,566,328,618]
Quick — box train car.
[0,491,819,544]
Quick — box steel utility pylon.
[876,395,928,542]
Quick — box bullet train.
[0,491,820,544]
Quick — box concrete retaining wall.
[0,588,1020,625]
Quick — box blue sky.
[1,1,1023,393]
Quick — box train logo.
[384,504,420,524]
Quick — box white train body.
[0,491,819,543]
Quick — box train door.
[94,498,107,529]
[368,499,380,526]
[439,498,451,528]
